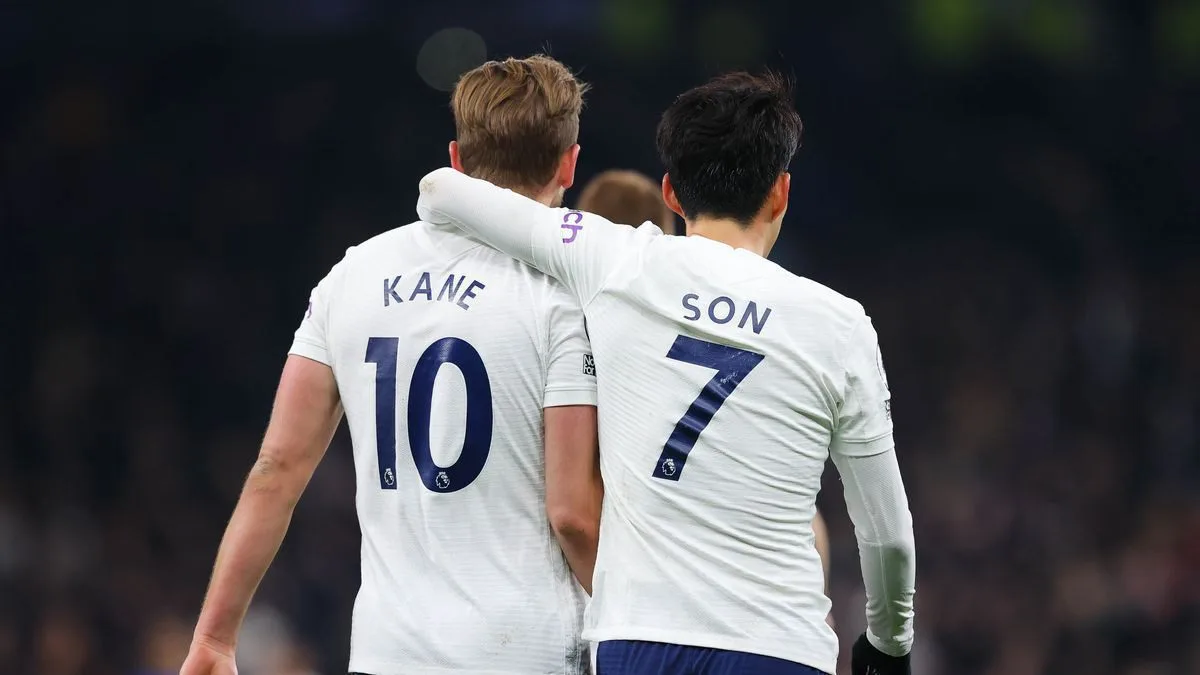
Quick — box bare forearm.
[549,477,602,594]
[194,456,304,646]
[554,524,599,595]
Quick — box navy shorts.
[596,640,830,675]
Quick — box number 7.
[652,335,765,481]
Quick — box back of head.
[451,55,588,193]
[655,71,802,224]
[577,170,677,234]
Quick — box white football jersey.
[417,173,899,675]
[288,221,597,675]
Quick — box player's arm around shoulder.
[417,167,640,306]
[829,310,917,675]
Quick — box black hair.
[655,71,802,225]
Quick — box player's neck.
[686,218,769,257]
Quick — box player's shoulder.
[324,222,416,268]
[781,271,865,320]
[751,260,869,336]
[345,220,452,256]
[333,220,494,268]
[634,221,666,237]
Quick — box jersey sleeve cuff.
[830,431,895,458]
[867,629,913,657]
[543,386,598,408]
[288,340,332,367]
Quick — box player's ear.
[557,144,581,189]
[662,174,686,219]
[449,141,465,173]
[769,172,791,222]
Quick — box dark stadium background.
[2,1,1198,673]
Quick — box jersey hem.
[288,341,332,366]
[348,658,580,675]
[581,627,836,675]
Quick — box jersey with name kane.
[289,220,596,675]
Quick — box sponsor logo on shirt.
[561,210,584,243]
[582,353,596,376]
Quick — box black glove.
[851,632,911,675]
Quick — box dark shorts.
[596,640,830,675]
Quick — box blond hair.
[451,55,588,191]
[577,170,676,234]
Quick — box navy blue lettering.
[457,280,486,311]
[409,272,433,301]
[738,301,772,334]
[681,292,773,335]
[708,296,735,324]
[437,274,467,303]
[384,276,403,306]
[681,293,701,321]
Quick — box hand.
[180,636,237,675]
[850,632,910,675]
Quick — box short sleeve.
[831,314,894,458]
[542,281,598,408]
[288,248,353,366]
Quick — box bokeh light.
[416,27,489,92]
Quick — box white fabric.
[290,220,596,675]
[416,168,917,674]
[831,449,917,657]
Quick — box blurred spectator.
[133,616,191,675]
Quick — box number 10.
[366,336,493,493]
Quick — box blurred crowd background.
[2,0,1198,674]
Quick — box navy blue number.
[652,335,765,481]
[366,337,400,489]
[407,337,493,493]
[366,337,493,493]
